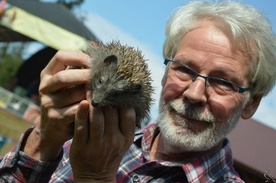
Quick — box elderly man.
[1,1,276,182]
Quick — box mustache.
[168,100,216,123]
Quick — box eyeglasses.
[164,59,252,95]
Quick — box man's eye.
[211,79,236,91]
[173,67,193,80]
[178,66,193,74]
[172,65,194,76]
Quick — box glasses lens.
[166,59,249,94]
[170,61,196,81]
[208,77,239,94]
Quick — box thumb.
[73,100,90,145]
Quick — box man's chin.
[158,118,220,152]
[157,98,236,153]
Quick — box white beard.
[158,97,247,152]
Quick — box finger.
[46,85,86,108]
[45,103,79,124]
[41,50,91,76]
[103,107,120,137]
[40,84,86,109]
[119,107,136,139]
[89,106,104,143]
[40,69,91,93]
[74,100,90,145]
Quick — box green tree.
[57,0,84,10]
[30,0,85,10]
[0,0,85,88]
[0,43,26,88]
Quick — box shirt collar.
[135,122,235,182]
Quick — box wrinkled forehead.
[196,18,254,58]
[174,19,253,66]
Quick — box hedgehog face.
[91,74,142,107]
[86,41,153,127]
[91,54,142,107]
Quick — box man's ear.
[241,94,262,119]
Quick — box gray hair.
[163,1,276,96]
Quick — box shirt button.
[132,174,140,182]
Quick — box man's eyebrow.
[209,69,241,83]
[174,57,196,67]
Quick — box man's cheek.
[208,98,231,121]
[162,81,186,102]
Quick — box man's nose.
[183,78,208,104]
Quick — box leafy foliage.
[0,43,26,88]
[30,0,84,10]
[56,0,84,10]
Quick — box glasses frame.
[164,59,252,93]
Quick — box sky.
[41,0,276,129]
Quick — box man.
[1,1,276,182]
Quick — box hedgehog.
[85,41,154,128]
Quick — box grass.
[0,108,32,157]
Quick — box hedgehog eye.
[98,78,102,84]
[98,76,105,85]
[95,78,102,87]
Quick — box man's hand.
[70,100,136,183]
[23,50,91,162]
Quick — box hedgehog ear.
[103,55,118,66]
